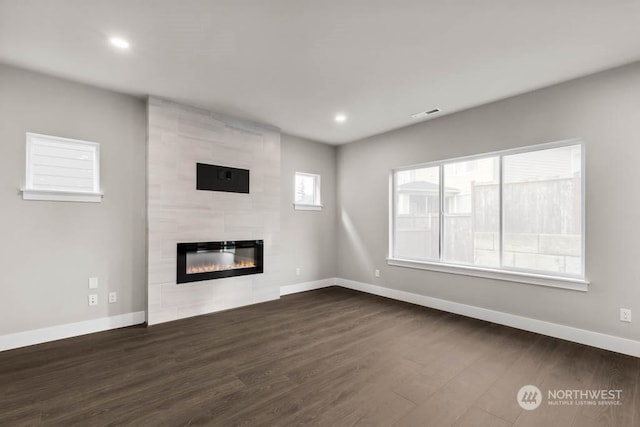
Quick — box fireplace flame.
[186,260,256,275]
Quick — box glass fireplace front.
[177,240,264,284]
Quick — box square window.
[22,133,102,202]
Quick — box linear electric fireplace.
[177,240,264,284]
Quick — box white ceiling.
[1,1,640,144]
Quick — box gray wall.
[0,63,337,337]
[280,134,337,285]
[0,63,147,335]
[337,61,640,341]
[6,55,636,346]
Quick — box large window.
[390,141,584,285]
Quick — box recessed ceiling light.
[334,113,347,123]
[109,37,130,49]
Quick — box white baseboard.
[280,278,336,296]
[335,278,640,358]
[7,278,640,358]
[0,311,146,352]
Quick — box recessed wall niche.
[196,163,250,194]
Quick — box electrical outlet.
[295,267,301,276]
[108,291,117,304]
[620,308,632,323]
[374,269,380,278]
[88,294,98,306]
[89,277,98,289]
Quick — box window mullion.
[391,172,396,259]
[499,155,504,269]
[439,165,444,262]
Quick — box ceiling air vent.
[411,108,441,119]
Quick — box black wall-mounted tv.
[196,163,249,194]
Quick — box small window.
[22,133,102,202]
[294,172,322,211]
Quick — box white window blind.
[22,133,102,202]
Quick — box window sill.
[21,188,103,203]
[294,204,322,211]
[387,258,589,292]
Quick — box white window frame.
[21,133,103,203]
[388,139,588,291]
[294,172,322,211]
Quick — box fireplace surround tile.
[147,97,281,325]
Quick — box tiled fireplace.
[147,97,280,325]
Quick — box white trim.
[499,155,504,268]
[280,278,336,296]
[21,188,103,203]
[335,278,640,358]
[439,161,444,258]
[581,142,587,278]
[387,258,589,292]
[0,311,145,352]
[293,203,323,211]
[4,281,639,359]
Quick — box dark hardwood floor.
[1,286,638,426]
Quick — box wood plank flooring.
[1,286,638,426]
